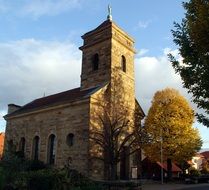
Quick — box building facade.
[0,132,4,159]
[4,15,144,179]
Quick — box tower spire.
[107,4,112,21]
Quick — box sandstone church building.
[4,11,144,180]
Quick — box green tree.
[144,88,202,180]
[169,0,209,126]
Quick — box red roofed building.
[188,152,209,172]
[156,162,182,174]
[0,132,5,159]
[142,157,182,179]
[200,151,209,173]
[201,151,209,160]
[189,153,205,171]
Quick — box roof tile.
[5,86,99,117]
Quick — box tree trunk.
[110,163,117,180]
[103,149,110,180]
[104,160,109,180]
[167,158,172,180]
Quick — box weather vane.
[107,4,112,21]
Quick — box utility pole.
[160,128,163,185]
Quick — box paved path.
[142,182,209,190]
[178,185,209,190]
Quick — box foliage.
[27,169,64,190]
[26,159,47,171]
[0,151,27,185]
[64,169,105,190]
[143,88,202,178]
[0,167,6,190]
[169,0,209,127]
[26,168,105,190]
[178,160,191,174]
[201,168,209,174]
[0,150,47,188]
[0,153,104,190]
[0,150,47,189]
[189,167,201,177]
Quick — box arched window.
[32,136,40,160]
[47,134,56,165]
[121,55,126,72]
[19,137,25,153]
[92,53,99,71]
[66,133,74,147]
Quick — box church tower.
[3,7,144,181]
[79,9,136,107]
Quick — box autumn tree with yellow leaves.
[144,88,202,180]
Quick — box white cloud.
[134,49,209,148]
[0,0,84,18]
[0,42,208,145]
[0,44,198,117]
[20,0,82,18]
[135,48,192,114]
[135,20,151,30]
[0,39,81,119]
[137,48,149,57]
[0,42,208,148]
[0,110,6,131]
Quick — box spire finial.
[107,4,112,21]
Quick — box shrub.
[60,168,105,190]
[26,160,47,171]
[28,171,54,190]
[189,168,201,176]
[0,167,6,189]
[0,154,103,190]
[201,168,209,174]
[0,151,26,173]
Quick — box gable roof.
[135,99,145,118]
[194,153,205,158]
[81,19,134,43]
[156,162,182,172]
[201,151,209,160]
[5,86,100,118]
[82,20,111,37]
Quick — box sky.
[0,0,208,149]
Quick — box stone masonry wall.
[80,39,111,90]
[89,86,108,179]
[88,84,137,180]
[4,99,90,176]
[111,24,135,109]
